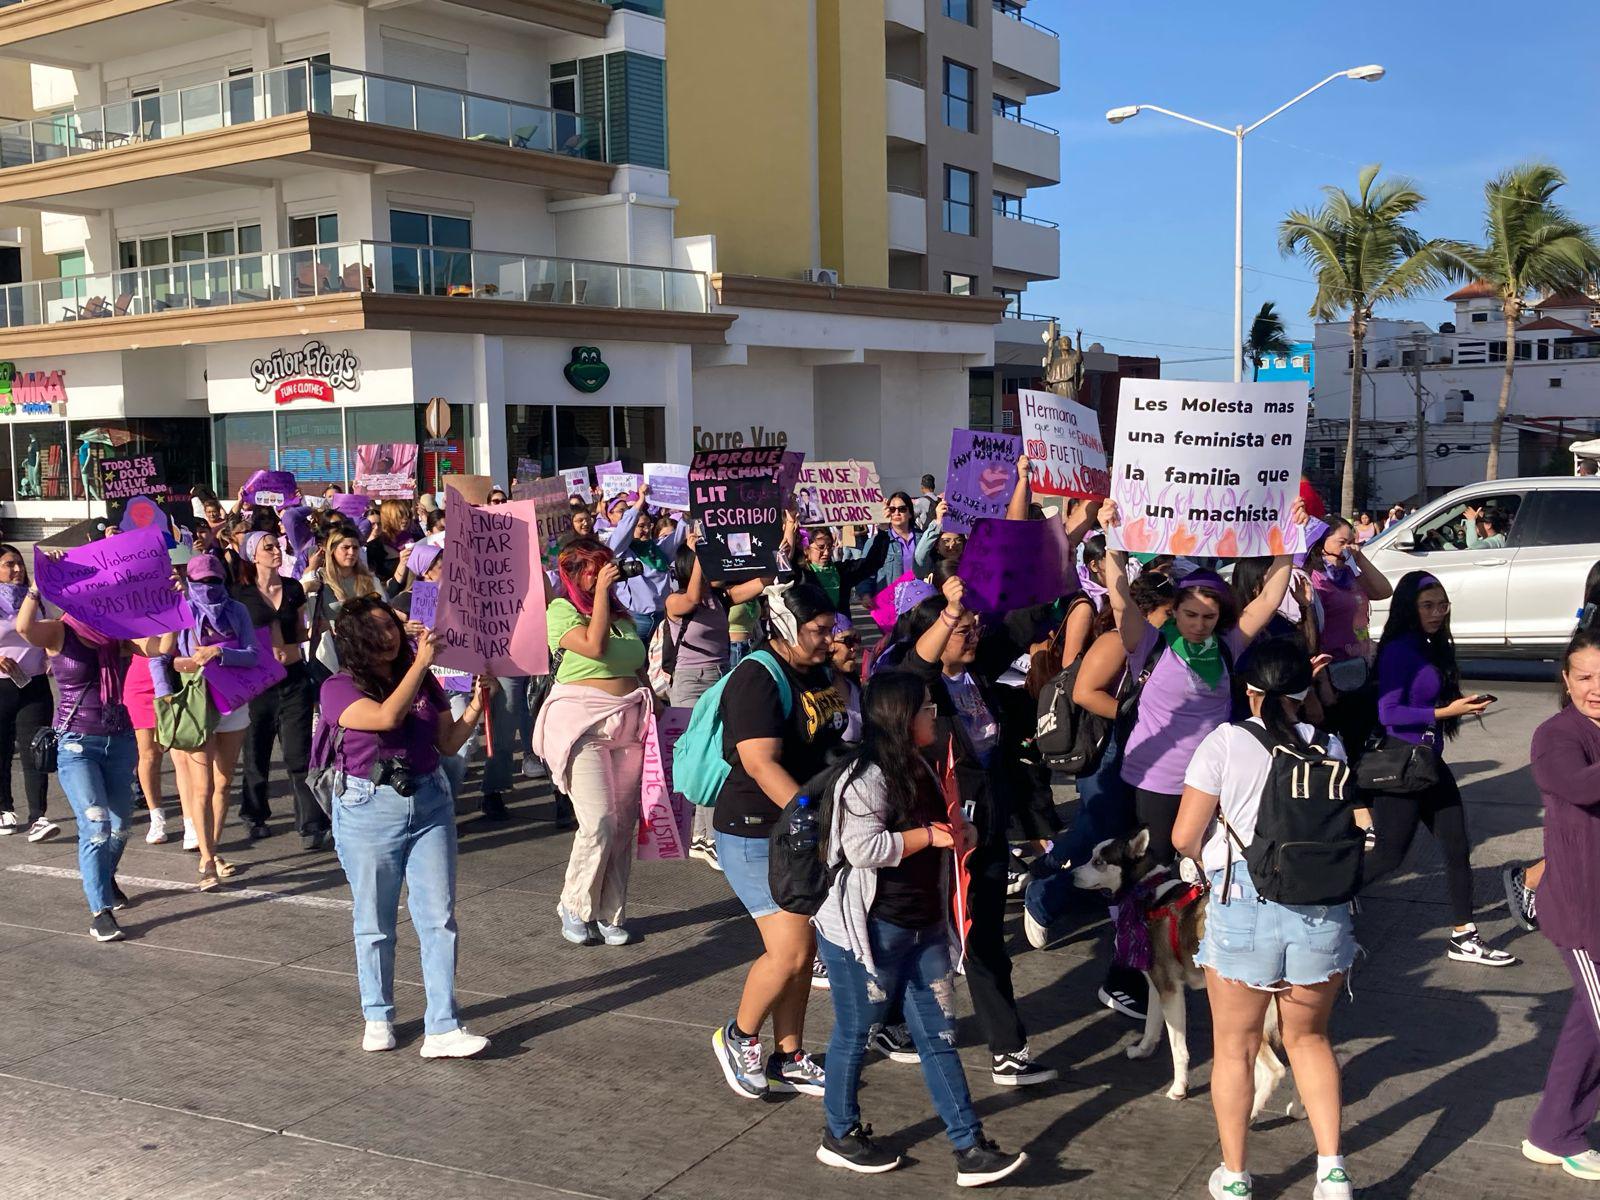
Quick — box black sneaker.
[868,1022,920,1063]
[1099,966,1149,1021]
[90,910,125,942]
[990,1047,1057,1087]
[1502,865,1539,933]
[481,792,510,821]
[810,958,830,990]
[1005,850,1029,898]
[954,1137,1027,1188]
[1448,928,1517,967]
[248,821,271,841]
[817,1124,904,1174]
[110,882,130,911]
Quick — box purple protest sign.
[776,450,806,502]
[944,428,1021,535]
[958,516,1072,614]
[326,493,369,523]
[643,462,690,511]
[409,580,439,630]
[594,459,623,483]
[98,452,165,502]
[203,626,287,715]
[33,524,187,638]
[243,469,298,508]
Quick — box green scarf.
[630,539,669,574]
[807,563,842,606]
[1162,622,1224,689]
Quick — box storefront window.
[415,402,475,494]
[502,404,665,482]
[505,404,557,479]
[0,427,14,502]
[277,409,346,490]
[612,406,666,473]
[346,405,416,449]
[212,413,274,497]
[14,422,69,500]
[69,418,210,500]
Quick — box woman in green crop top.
[547,542,648,692]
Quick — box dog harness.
[1112,869,1205,972]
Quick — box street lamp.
[1105,66,1386,382]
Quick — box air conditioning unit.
[803,267,840,286]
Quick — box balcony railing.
[0,60,604,170]
[0,239,708,330]
[995,109,1058,135]
[886,72,925,88]
[992,1,1059,36]
[997,211,1059,229]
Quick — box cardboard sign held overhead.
[689,448,784,581]
[794,460,884,526]
[434,487,549,677]
[441,474,493,506]
[944,429,1022,534]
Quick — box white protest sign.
[1019,389,1109,498]
[600,472,642,502]
[793,460,884,526]
[1109,378,1308,557]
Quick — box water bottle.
[788,794,819,854]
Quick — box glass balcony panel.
[470,251,522,300]
[178,82,224,136]
[366,75,415,131]
[326,69,366,122]
[509,104,553,152]
[571,262,620,307]
[414,83,464,139]
[465,96,510,146]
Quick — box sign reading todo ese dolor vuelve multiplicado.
[250,341,361,405]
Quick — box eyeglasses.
[918,702,938,716]
[1418,600,1451,613]
[887,505,910,513]
[835,636,861,649]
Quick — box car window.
[1517,489,1600,548]
[1410,491,1524,551]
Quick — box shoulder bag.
[156,667,218,751]
[29,693,83,775]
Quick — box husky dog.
[1073,829,1295,1119]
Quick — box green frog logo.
[563,346,610,394]
[0,361,14,415]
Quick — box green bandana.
[807,563,842,606]
[630,539,668,574]
[1162,622,1224,689]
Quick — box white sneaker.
[420,1027,489,1059]
[521,755,548,780]
[0,811,18,835]
[1523,1141,1600,1181]
[182,818,199,852]
[26,817,59,843]
[145,808,169,845]
[1312,1164,1354,1198]
[1208,1166,1252,1198]
[362,1020,396,1052]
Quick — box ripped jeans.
[56,730,137,915]
[816,924,982,1150]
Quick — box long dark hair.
[0,542,30,587]
[1560,627,1600,709]
[1304,517,1353,575]
[1232,556,1318,655]
[1579,558,1600,631]
[1379,571,1463,738]
[833,672,941,842]
[1240,638,1315,749]
[333,595,433,702]
[672,541,697,591]
[1080,536,1115,639]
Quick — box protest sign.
[958,517,1072,614]
[689,449,784,581]
[434,488,549,677]
[560,467,590,499]
[516,475,571,567]
[37,519,109,550]
[637,710,691,861]
[99,453,165,502]
[242,469,298,508]
[34,524,187,638]
[118,496,172,545]
[1109,379,1309,557]
[594,459,623,483]
[643,462,690,511]
[944,429,1022,534]
[409,580,439,630]
[1019,389,1109,498]
[793,460,884,526]
[354,443,418,499]
[441,474,493,506]
[204,626,287,715]
[326,493,369,524]
[515,457,540,481]
[600,471,642,503]
[776,450,805,500]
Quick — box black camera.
[615,559,645,580]
[368,757,418,797]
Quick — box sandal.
[198,863,220,892]
[214,857,238,879]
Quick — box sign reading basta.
[250,341,360,405]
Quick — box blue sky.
[1022,0,1600,380]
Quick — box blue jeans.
[728,639,752,670]
[57,730,136,915]
[816,925,982,1151]
[1028,727,1132,926]
[332,767,462,1034]
[442,691,478,800]
[483,676,530,794]
[634,611,661,644]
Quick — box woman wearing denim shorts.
[1173,640,1359,1200]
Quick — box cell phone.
[1471,693,1498,705]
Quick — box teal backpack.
[674,650,794,808]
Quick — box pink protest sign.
[434,487,549,677]
[34,525,187,639]
[958,517,1073,614]
[637,709,691,861]
[203,626,287,715]
[354,443,419,499]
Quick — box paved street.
[0,674,1590,1199]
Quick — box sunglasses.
[887,505,910,513]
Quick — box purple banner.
[944,428,1022,535]
[409,580,439,629]
[34,524,187,639]
[243,469,298,508]
[326,492,369,523]
[204,626,287,715]
[958,517,1072,614]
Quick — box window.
[504,403,666,480]
[389,209,472,296]
[1470,310,1489,324]
[72,418,208,501]
[993,94,1021,121]
[1411,492,1525,552]
[276,408,347,489]
[1291,354,1308,369]
[290,214,338,247]
[942,166,976,236]
[943,0,973,24]
[55,251,85,278]
[993,191,1021,218]
[212,413,275,497]
[945,273,976,296]
[1550,376,1564,387]
[994,286,1022,315]
[13,422,69,500]
[942,61,974,132]
[1521,490,1600,547]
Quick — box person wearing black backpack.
[1171,639,1360,1200]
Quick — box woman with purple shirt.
[0,545,54,842]
[1523,627,1600,1181]
[1364,571,1516,967]
[153,554,259,891]
[1097,498,1305,865]
[319,595,494,1057]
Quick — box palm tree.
[1243,301,1294,381]
[1279,165,1471,514]
[1464,163,1600,479]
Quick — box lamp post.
[1106,65,1385,382]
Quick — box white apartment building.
[1309,283,1600,507]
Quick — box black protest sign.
[690,448,783,581]
[99,452,165,502]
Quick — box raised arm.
[436,676,492,755]
[664,538,706,619]
[1237,556,1293,643]
[840,529,891,590]
[338,634,437,732]
[1349,545,1393,601]
[605,504,641,554]
[14,588,64,653]
[1005,454,1031,521]
[914,575,965,666]
[557,565,621,661]
[1072,630,1127,720]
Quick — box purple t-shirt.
[317,672,446,777]
[1310,567,1369,661]
[1119,623,1246,794]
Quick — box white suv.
[1362,476,1600,656]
